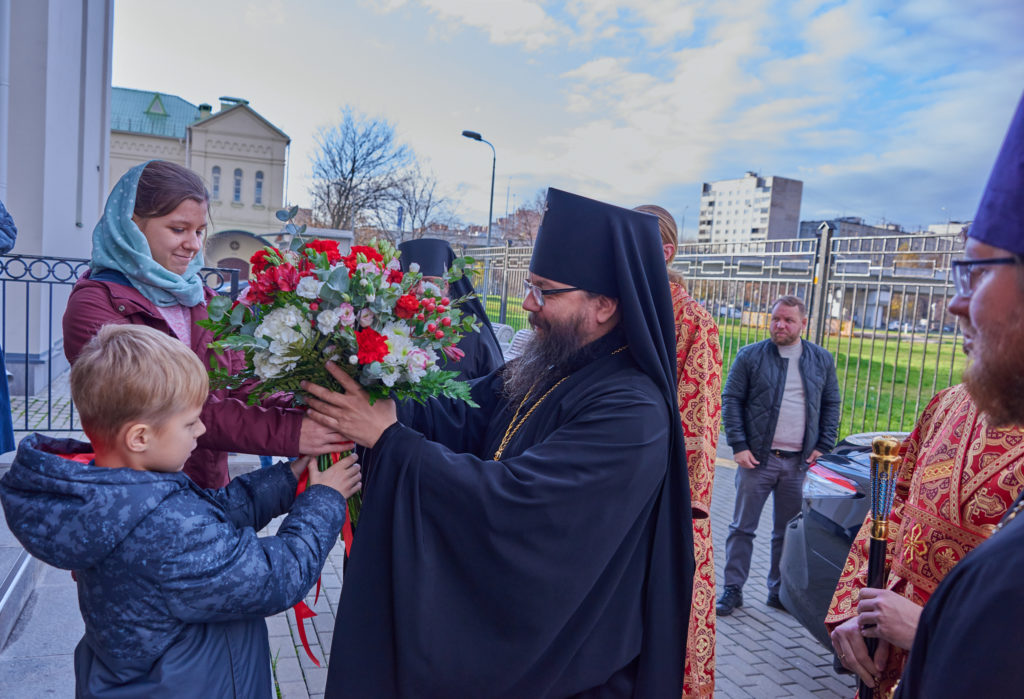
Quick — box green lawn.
[484,294,530,330]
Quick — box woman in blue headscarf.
[62,160,347,487]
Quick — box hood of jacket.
[0,433,190,570]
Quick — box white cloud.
[413,0,566,50]
[112,0,1024,232]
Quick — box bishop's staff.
[859,435,901,699]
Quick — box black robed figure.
[304,188,695,698]
[397,237,504,381]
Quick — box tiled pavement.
[709,459,856,698]
[0,450,856,698]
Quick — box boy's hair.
[71,325,208,447]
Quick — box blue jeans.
[723,451,806,593]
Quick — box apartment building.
[697,171,803,244]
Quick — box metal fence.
[3,254,239,434]
[469,228,966,437]
[7,229,966,440]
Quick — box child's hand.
[290,455,313,481]
[306,453,362,499]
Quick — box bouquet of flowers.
[200,216,480,526]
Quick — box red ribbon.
[292,468,323,666]
[292,600,321,667]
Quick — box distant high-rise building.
[697,171,802,244]
[798,216,903,239]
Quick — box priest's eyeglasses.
[522,280,582,307]
[951,256,1024,298]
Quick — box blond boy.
[0,324,359,699]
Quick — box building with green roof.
[109,87,291,248]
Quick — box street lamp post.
[461,129,496,298]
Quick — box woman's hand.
[857,587,923,651]
[297,416,353,456]
[302,362,397,448]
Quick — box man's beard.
[964,311,1024,427]
[502,311,587,406]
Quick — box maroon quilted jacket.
[62,271,304,487]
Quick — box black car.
[778,432,909,648]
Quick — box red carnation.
[395,294,420,319]
[263,263,300,293]
[387,268,404,283]
[302,239,342,264]
[342,245,385,277]
[250,248,280,275]
[356,327,389,364]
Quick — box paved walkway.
[0,452,855,698]
[709,457,856,697]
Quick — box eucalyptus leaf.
[275,209,290,222]
[229,302,247,326]
[326,266,350,292]
[221,336,270,352]
[206,295,232,321]
[320,285,343,305]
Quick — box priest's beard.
[502,311,587,406]
[964,308,1024,427]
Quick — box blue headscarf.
[90,162,206,307]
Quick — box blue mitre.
[971,91,1024,255]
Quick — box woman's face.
[133,199,208,275]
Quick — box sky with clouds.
[113,0,1024,237]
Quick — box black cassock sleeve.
[896,515,1024,698]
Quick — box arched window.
[254,171,264,205]
[233,168,243,203]
[211,166,221,200]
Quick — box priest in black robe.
[398,237,504,381]
[305,188,695,698]
[895,90,1024,698]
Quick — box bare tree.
[395,164,456,240]
[500,188,546,244]
[310,108,411,230]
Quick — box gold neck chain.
[997,496,1024,532]
[492,345,627,460]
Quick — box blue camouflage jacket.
[0,434,346,699]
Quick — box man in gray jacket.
[717,295,841,615]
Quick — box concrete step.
[0,449,44,654]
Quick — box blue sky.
[113,0,1024,237]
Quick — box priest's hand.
[830,617,878,687]
[856,587,923,651]
[302,362,397,449]
[297,416,354,456]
